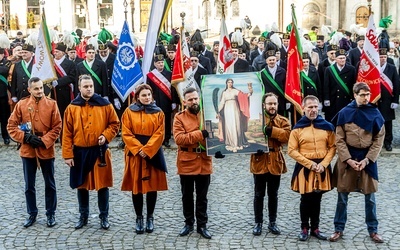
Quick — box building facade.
[0,0,398,38]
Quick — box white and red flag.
[216,15,234,74]
[356,14,381,103]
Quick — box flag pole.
[122,0,132,106]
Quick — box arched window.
[302,3,320,29]
[231,0,239,18]
[215,0,228,18]
[355,6,369,28]
[98,0,114,26]
[27,0,40,29]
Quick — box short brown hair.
[302,95,319,106]
[78,74,93,87]
[262,92,278,103]
[353,82,370,94]
[134,84,153,101]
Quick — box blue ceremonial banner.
[111,21,143,102]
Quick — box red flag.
[172,36,184,84]
[216,16,234,74]
[285,5,303,114]
[356,14,381,103]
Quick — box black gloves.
[214,151,225,159]
[255,149,264,156]
[263,126,272,137]
[201,130,209,139]
[24,133,45,148]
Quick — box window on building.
[215,0,228,18]
[355,6,369,28]
[302,3,320,30]
[231,0,239,17]
[27,0,40,29]
[98,0,113,27]
[74,0,87,29]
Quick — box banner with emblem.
[171,30,199,101]
[31,9,57,85]
[216,15,234,74]
[111,21,143,102]
[356,14,381,103]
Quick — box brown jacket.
[333,123,384,194]
[250,113,290,175]
[173,109,212,175]
[7,95,62,159]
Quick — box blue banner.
[111,21,143,102]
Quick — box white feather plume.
[264,24,271,32]
[87,36,99,51]
[269,33,282,49]
[48,29,59,43]
[330,31,343,45]
[0,33,10,49]
[231,30,243,46]
[130,32,139,48]
[271,22,279,32]
[321,25,331,36]
[61,31,78,49]
[302,38,315,55]
[349,23,363,35]
[26,31,39,48]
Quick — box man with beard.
[173,88,213,239]
[250,92,290,236]
[329,83,385,244]
[62,75,120,230]
[7,77,62,228]
[323,49,356,122]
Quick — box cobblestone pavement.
[0,137,399,250]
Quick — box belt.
[180,147,206,153]
[268,147,281,152]
[35,131,45,136]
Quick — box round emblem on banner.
[116,42,136,70]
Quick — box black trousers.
[77,187,109,219]
[180,174,210,228]
[22,157,57,216]
[300,192,323,231]
[253,173,281,224]
[384,120,393,146]
[0,97,10,140]
[131,191,157,217]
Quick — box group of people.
[251,83,384,243]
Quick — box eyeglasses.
[357,93,371,98]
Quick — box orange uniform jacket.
[7,95,62,159]
[62,101,120,190]
[250,113,291,175]
[173,109,212,175]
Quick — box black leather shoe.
[100,217,110,230]
[298,228,309,241]
[253,223,262,236]
[197,227,212,239]
[47,215,56,227]
[4,138,10,145]
[310,229,327,240]
[23,215,37,228]
[75,217,88,229]
[163,141,171,148]
[268,222,281,235]
[135,216,144,234]
[179,225,194,236]
[146,217,154,233]
[385,144,393,151]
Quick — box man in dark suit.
[260,50,287,117]
[76,44,108,98]
[279,33,290,63]
[0,47,11,144]
[147,54,179,147]
[192,41,212,74]
[323,49,356,122]
[302,53,322,102]
[11,43,34,102]
[51,42,77,120]
[67,45,84,65]
[377,48,400,151]
[231,42,250,73]
[250,36,265,64]
[347,35,364,68]
[189,51,208,88]
[313,35,326,62]
[165,44,176,72]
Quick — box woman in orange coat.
[121,84,168,234]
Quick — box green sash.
[300,71,317,91]
[330,65,350,96]
[21,61,31,78]
[261,69,284,97]
[0,74,8,86]
[83,61,103,86]
[164,59,171,72]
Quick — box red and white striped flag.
[216,16,234,74]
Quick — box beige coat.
[333,123,385,194]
